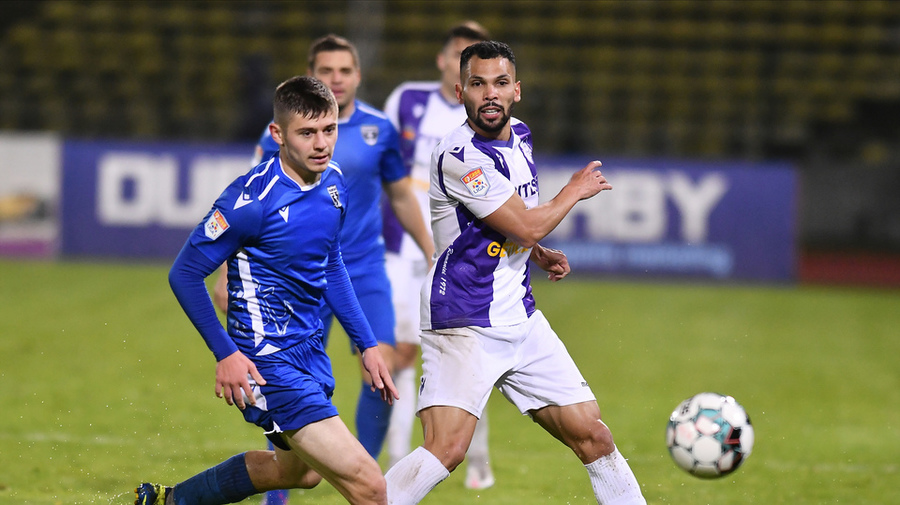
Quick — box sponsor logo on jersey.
[486,240,528,258]
[204,209,229,239]
[361,125,379,146]
[328,185,342,208]
[278,205,289,222]
[461,167,490,196]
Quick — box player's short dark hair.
[308,34,360,70]
[272,76,337,126]
[460,40,516,76]
[442,20,491,48]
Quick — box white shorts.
[386,252,428,345]
[417,310,596,418]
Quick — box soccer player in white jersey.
[381,21,496,489]
[383,42,647,505]
[136,76,397,505]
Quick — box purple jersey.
[421,118,540,330]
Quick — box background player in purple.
[381,21,496,489]
[383,42,646,504]
[135,76,397,505]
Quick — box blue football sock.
[262,439,290,505]
[172,453,257,505]
[356,381,393,458]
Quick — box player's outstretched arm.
[215,351,266,409]
[360,346,399,404]
[482,160,611,248]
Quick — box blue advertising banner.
[537,157,797,281]
[59,140,797,281]
[61,140,255,259]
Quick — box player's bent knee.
[346,463,387,503]
[567,420,616,462]
[424,438,468,471]
[291,468,323,489]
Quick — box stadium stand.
[1,0,899,254]
[1,0,897,158]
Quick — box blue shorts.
[241,336,338,449]
[320,258,395,349]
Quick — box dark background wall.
[1,0,899,253]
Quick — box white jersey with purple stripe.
[421,118,540,330]
[382,81,468,259]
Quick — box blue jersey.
[169,156,378,360]
[253,100,406,271]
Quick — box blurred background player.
[141,75,397,505]
[384,41,646,504]
[224,34,433,505]
[380,20,496,490]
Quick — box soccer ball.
[665,392,754,478]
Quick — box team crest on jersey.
[361,125,379,146]
[327,185,343,208]
[204,209,230,240]
[461,167,490,196]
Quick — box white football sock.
[466,410,491,470]
[584,447,646,505]
[385,446,449,505]
[386,367,417,468]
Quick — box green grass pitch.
[1,259,897,504]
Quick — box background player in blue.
[383,42,646,504]
[230,34,433,505]
[136,76,397,505]
[381,21,496,489]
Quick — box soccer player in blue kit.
[383,41,646,504]
[135,76,397,505]
[234,34,433,505]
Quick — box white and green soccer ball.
[665,392,754,478]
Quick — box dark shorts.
[240,336,338,450]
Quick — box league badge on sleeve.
[204,209,230,240]
[461,167,490,197]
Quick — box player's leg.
[245,443,321,491]
[281,416,387,505]
[532,403,645,505]
[352,267,396,458]
[384,252,421,468]
[355,340,395,458]
[384,406,476,505]
[464,412,495,489]
[386,326,505,504]
[499,311,644,504]
[152,445,320,505]
[386,341,418,468]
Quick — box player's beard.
[467,101,513,134]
